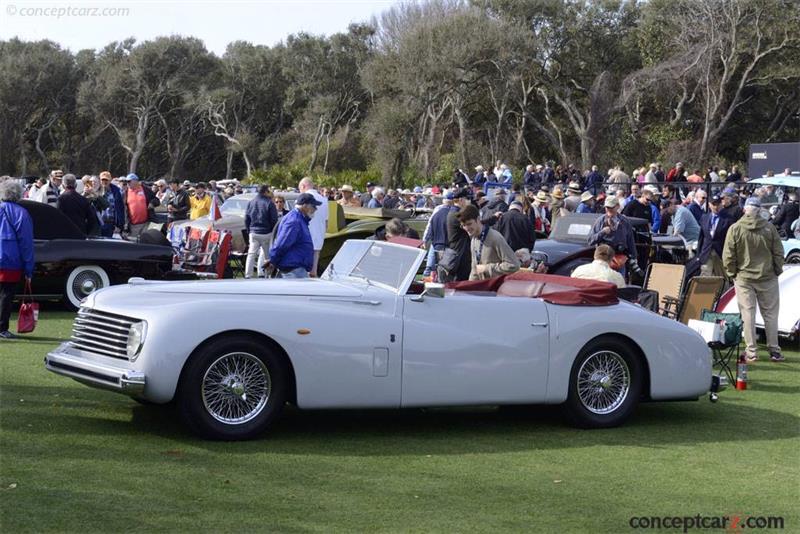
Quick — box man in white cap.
[723,196,785,362]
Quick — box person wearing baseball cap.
[268,193,321,278]
[696,193,732,278]
[722,195,785,362]
[360,182,376,207]
[588,194,638,277]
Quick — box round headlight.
[127,321,146,361]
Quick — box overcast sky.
[0,0,398,55]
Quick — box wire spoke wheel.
[201,352,271,425]
[576,350,631,415]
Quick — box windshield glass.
[322,240,424,293]
[221,198,249,215]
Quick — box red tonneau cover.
[446,271,618,306]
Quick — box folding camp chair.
[643,263,686,316]
[178,227,209,264]
[701,309,743,387]
[229,229,249,278]
[182,230,232,278]
[674,276,725,324]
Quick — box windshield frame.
[322,240,426,295]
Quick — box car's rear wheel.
[177,337,287,440]
[563,337,643,428]
[64,265,111,310]
[786,251,800,264]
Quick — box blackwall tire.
[64,265,111,310]
[563,337,643,429]
[177,337,287,440]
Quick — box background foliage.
[1,0,798,186]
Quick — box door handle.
[531,322,548,327]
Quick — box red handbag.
[17,280,39,334]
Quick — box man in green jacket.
[722,197,785,362]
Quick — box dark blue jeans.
[100,223,115,238]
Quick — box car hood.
[86,278,366,312]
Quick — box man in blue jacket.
[697,194,733,277]
[268,193,321,278]
[0,179,35,339]
[244,185,278,278]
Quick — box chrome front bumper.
[45,342,146,395]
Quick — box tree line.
[1,0,798,188]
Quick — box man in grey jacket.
[244,185,278,278]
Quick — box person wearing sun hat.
[530,190,551,234]
[549,187,567,226]
[565,181,583,212]
[576,191,595,213]
[337,184,360,208]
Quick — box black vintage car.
[19,200,175,309]
[533,213,686,284]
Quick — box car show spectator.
[437,189,472,282]
[35,169,63,206]
[564,182,583,212]
[0,178,34,339]
[577,191,595,214]
[621,188,653,223]
[456,204,519,281]
[771,192,798,237]
[57,174,99,235]
[721,190,744,222]
[244,185,278,279]
[166,178,190,223]
[549,188,567,227]
[588,196,637,269]
[367,187,385,209]
[495,200,536,253]
[298,177,328,277]
[669,202,701,244]
[688,189,707,223]
[268,192,320,278]
[360,182,376,207]
[337,185,360,208]
[422,191,457,277]
[723,197,784,362]
[125,174,159,238]
[155,179,173,205]
[189,182,211,220]
[696,194,733,277]
[98,171,125,237]
[571,244,626,288]
[273,195,289,218]
[480,188,508,220]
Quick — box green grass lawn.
[1,310,799,533]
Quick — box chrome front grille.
[70,308,136,360]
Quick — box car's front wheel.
[64,265,111,310]
[563,337,643,428]
[176,337,288,440]
[786,251,800,264]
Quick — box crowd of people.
[1,158,798,361]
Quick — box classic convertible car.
[19,200,175,309]
[45,240,712,440]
